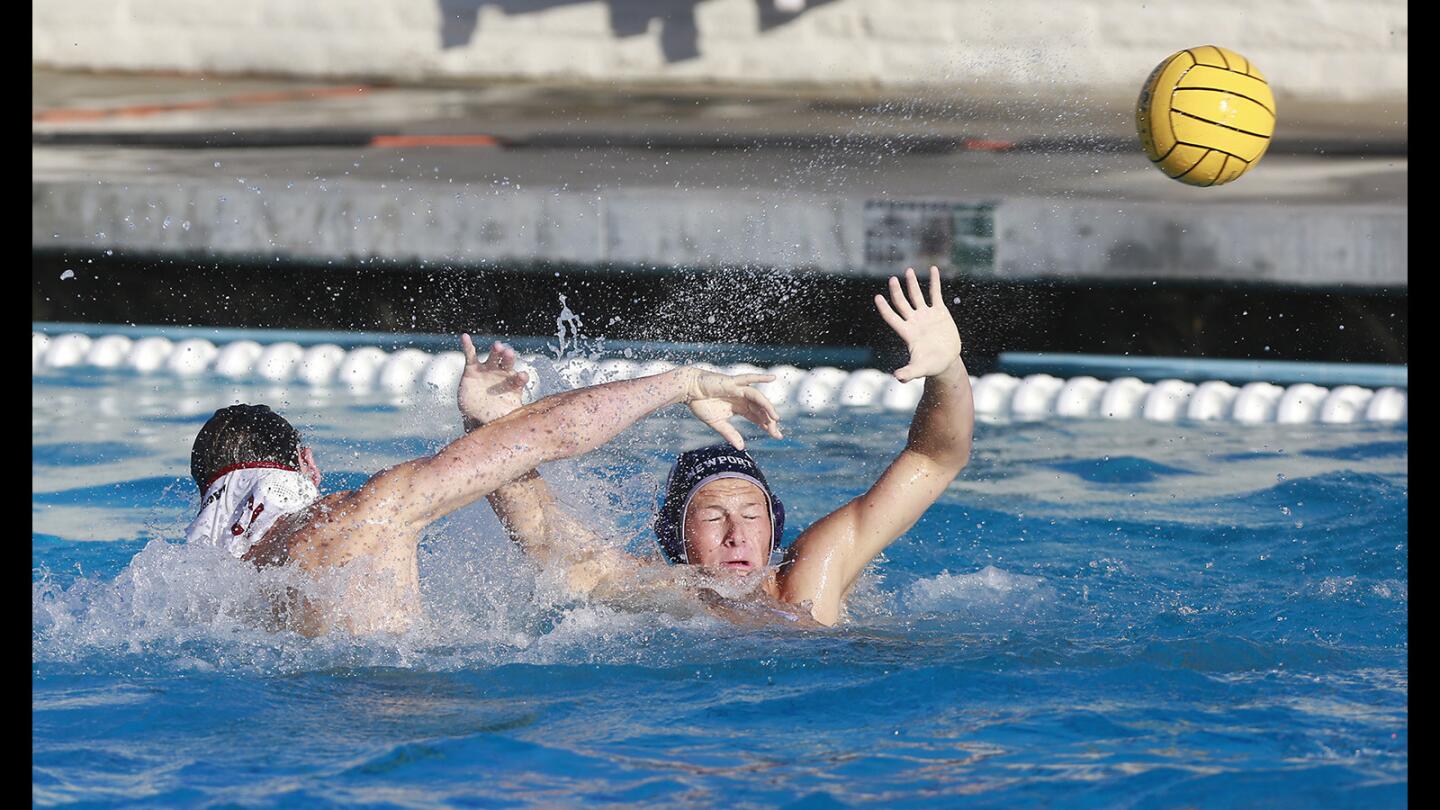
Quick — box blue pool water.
[33,363,1407,808]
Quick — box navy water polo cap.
[654,444,785,564]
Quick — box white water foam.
[899,565,1057,617]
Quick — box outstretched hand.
[458,334,529,429]
[874,266,963,382]
[683,369,784,450]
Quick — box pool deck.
[32,69,1406,287]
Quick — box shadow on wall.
[438,0,838,62]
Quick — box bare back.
[243,490,423,636]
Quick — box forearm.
[447,368,689,470]
[406,369,691,524]
[905,355,974,470]
[485,469,554,553]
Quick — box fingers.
[499,370,528,392]
[741,386,780,424]
[894,364,919,383]
[460,333,478,365]
[731,408,782,444]
[905,267,926,309]
[888,276,913,315]
[709,418,745,451]
[728,373,776,387]
[478,341,517,372]
[874,294,906,332]
[928,266,943,307]
[493,341,515,371]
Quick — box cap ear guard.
[654,485,687,564]
[769,495,786,559]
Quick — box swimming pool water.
[33,365,1407,808]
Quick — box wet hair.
[190,404,302,492]
[653,444,785,564]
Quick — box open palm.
[873,266,963,382]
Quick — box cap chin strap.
[677,472,776,566]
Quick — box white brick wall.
[31,0,1406,103]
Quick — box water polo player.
[183,361,782,636]
[475,266,974,625]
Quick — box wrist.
[932,353,966,384]
[667,366,699,404]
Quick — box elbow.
[915,422,972,473]
[941,444,972,477]
[928,429,973,476]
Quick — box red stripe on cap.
[204,461,300,492]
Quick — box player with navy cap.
[474,266,975,625]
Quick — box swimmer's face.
[682,478,772,574]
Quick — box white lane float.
[43,333,93,368]
[757,365,806,406]
[33,334,50,372]
[635,359,677,379]
[214,340,264,379]
[1276,383,1330,425]
[255,342,306,382]
[379,348,433,393]
[1011,374,1065,419]
[795,367,849,412]
[420,351,466,394]
[166,339,218,376]
[297,344,347,387]
[1054,376,1106,419]
[336,347,389,392]
[838,368,890,407]
[1319,385,1373,425]
[972,373,1021,416]
[881,377,926,411]
[31,332,1407,426]
[1366,387,1407,423]
[595,358,639,383]
[1142,379,1196,422]
[1099,377,1150,420]
[1232,381,1286,424]
[1187,380,1239,421]
[126,336,175,373]
[86,334,134,368]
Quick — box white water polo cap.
[184,465,319,558]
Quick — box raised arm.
[778,266,974,624]
[351,356,781,535]
[454,337,609,567]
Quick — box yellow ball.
[1136,45,1277,186]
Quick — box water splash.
[552,293,584,358]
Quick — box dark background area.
[34,250,1407,373]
